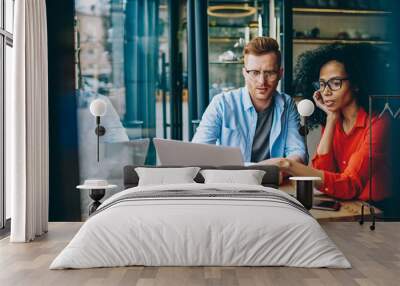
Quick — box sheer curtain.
[7,0,49,242]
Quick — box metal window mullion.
[282,0,293,94]
[262,1,269,36]
[1,0,4,31]
[167,0,181,140]
[194,0,209,117]
[187,0,197,139]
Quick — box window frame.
[0,0,13,231]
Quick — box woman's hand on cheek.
[313,91,339,122]
[313,91,328,113]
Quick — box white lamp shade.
[297,99,315,117]
[89,99,107,117]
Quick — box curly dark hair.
[293,43,390,127]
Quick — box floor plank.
[0,222,399,286]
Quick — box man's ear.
[242,67,248,80]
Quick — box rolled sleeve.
[318,145,367,200]
[312,153,337,172]
[320,170,362,200]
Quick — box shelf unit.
[291,3,392,74]
[209,61,243,64]
[293,7,392,16]
[209,37,239,43]
[293,39,391,45]
[207,1,268,97]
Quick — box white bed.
[50,183,350,269]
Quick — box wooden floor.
[0,222,399,286]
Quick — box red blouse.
[312,107,391,201]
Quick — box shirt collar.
[242,86,254,111]
[242,87,283,112]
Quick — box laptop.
[153,138,244,166]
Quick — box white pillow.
[200,169,266,185]
[135,167,201,186]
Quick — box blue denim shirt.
[192,87,307,163]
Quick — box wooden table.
[279,180,381,222]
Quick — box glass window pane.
[75,0,180,218]
[208,1,265,99]
[5,0,14,33]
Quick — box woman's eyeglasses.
[312,78,349,92]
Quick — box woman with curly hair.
[273,43,391,202]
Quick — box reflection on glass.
[208,1,266,99]
[75,0,176,218]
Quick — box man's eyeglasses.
[244,69,279,82]
[312,78,349,92]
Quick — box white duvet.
[50,183,351,269]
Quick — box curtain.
[8,0,49,242]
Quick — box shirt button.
[325,188,329,191]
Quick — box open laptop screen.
[153,138,244,166]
